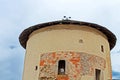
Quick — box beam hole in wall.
[79,39,83,43]
[58,60,66,75]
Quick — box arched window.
[58,60,66,75]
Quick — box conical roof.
[19,20,116,50]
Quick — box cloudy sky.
[0,0,120,80]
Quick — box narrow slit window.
[101,45,104,52]
[95,69,101,80]
[58,60,65,75]
[35,66,38,70]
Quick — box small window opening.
[101,45,104,52]
[58,60,65,75]
[35,66,38,70]
[95,69,101,80]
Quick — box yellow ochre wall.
[22,24,112,80]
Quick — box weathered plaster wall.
[39,52,106,80]
[22,25,111,80]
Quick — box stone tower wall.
[22,25,111,80]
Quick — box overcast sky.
[0,0,120,80]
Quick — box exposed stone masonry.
[39,51,106,80]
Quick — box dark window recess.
[58,60,66,75]
[95,69,101,80]
[101,45,104,52]
[35,66,38,70]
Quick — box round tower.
[19,20,116,80]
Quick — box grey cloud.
[112,70,120,79]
